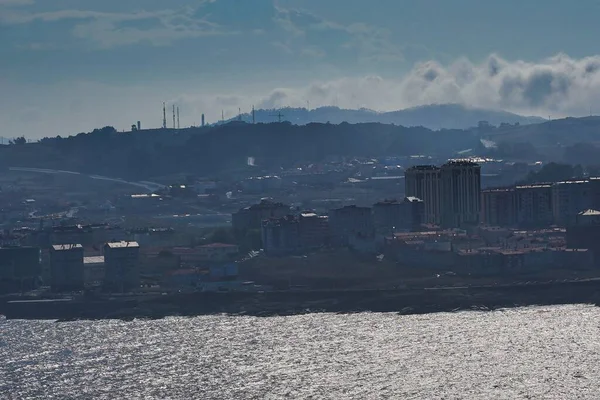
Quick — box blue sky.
[2,0,600,137]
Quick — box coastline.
[3,279,600,321]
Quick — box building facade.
[440,161,481,228]
[261,215,301,256]
[50,244,84,292]
[0,246,41,293]
[404,165,441,225]
[298,212,330,249]
[481,188,517,227]
[232,199,290,232]
[515,184,553,228]
[373,197,424,233]
[103,241,140,292]
[328,205,374,246]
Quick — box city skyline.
[3,0,600,137]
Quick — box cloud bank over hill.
[5,53,600,137]
[251,53,600,118]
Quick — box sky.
[2,0,600,138]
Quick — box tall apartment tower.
[50,244,84,292]
[103,241,140,293]
[404,165,441,225]
[440,160,481,228]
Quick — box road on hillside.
[8,167,165,193]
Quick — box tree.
[9,136,26,145]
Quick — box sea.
[2,305,600,399]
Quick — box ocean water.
[2,305,600,399]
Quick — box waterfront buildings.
[329,205,374,246]
[50,244,84,292]
[440,160,481,228]
[481,188,517,227]
[0,246,41,293]
[404,165,440,225]
[372,197,424,233]
[552,180,593,226]
[261,215,301,255]
[515,184,553,227]
[103,241,140,292]
[298,212,330,249]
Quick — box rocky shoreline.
[3,279,600,321]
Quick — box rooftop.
[199,243,239,249]
[52,244,83,251]
[515,184,552,189]
[442,160,480,168]
[84,256,105,264]
[579,209,600,216]
[406,165,440,171]
[300,212,318,218]
[105,241,139,249]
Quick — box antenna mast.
[162,102,167,129]
[177,107,180,129]
[172,105,176,129]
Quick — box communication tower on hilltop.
[201,114,205,127]
[162,102,167,129]
[172,105,176,129]
[177,107,180,129]
[270,110,285,123]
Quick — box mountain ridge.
[226,103,545,130]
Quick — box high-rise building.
[404,165,441,225]
[515,184,553,227]
[440,160,481,228]
[50,244,84,292]
[103,241,140,292]
[481,188,517,227]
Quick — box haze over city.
[3,0,600,138]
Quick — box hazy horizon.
[3,0,600,138]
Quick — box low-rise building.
[84,256,105,285]
[50,244,84,292]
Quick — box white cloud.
[214,53,600,118]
